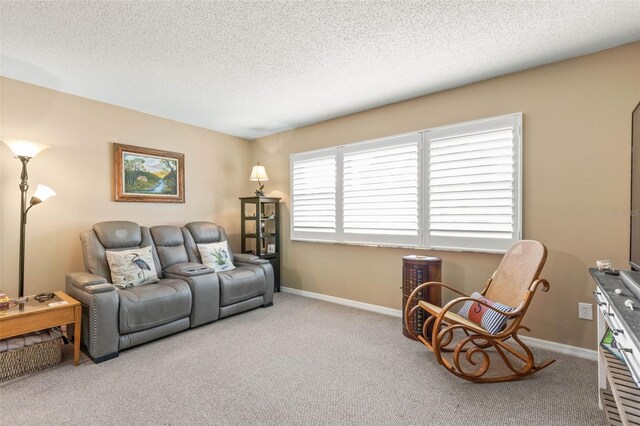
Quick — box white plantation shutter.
[290,113,522,253]
[426,114,522,252]
[342,134,420,245]
[290,148,338,240]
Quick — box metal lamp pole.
[17,156,31,301]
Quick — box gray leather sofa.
[65,221,274,362]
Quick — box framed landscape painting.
[113,143,185,203]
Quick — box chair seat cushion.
[218,265,265,306]
[118,279,191,334]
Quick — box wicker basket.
[0,337,63,381]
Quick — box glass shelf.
[1,293,64,318]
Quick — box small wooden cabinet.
[402,256,442,340]
[240,196,281,292]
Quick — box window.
[342,134,420,245]
[426,115,521,252]
[290,148,338,241]
[290,113,522,253]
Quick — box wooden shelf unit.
[240,196,281,292]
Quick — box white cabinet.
[592,269,640,425]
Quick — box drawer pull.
[612,329,624,335]
[594,291,602,296]
[625,299,635,311]
[619,346,633,354]
[597,302,607,307]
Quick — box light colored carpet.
[0,293,604,425]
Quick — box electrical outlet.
[579,303,593,320]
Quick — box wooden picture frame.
[113,143,185,203]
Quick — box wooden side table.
[402,255,442,340]
[0,291,82,366]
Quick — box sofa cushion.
[183,222,233,264]
[218,265,266,306]
[185,222,223,244]
[118,279,191,334]
[93,221,142,249]
[150,226,189,269]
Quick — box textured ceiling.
[1,1,639,140]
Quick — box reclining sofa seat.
[183,221,274,318]
[65,221,192,362]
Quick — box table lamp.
[250,163,269,196]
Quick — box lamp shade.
[32,184,56,203]
[1,138,49,158]
[250,164,269,181]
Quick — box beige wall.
[253,42,640,349]
[2,43,638,350]
[0,77,253,297]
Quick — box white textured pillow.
[197,241,236,272]
[105,246,159,289]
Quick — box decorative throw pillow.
[197,241,236,272]
[457,292,514,335]
[105,246,159,289]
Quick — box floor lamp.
[2,139,56,302]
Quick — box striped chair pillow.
[457,292,514,335]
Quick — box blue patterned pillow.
[457,292,514,334]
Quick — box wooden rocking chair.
[404,240,554,383]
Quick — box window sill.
[290,237,507,255]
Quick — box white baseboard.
[280,286,597,361]
[518,335,597,361]
[281,286,402,317]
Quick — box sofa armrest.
[164,262,213,277]
[84,283,116,294]
[66,272,112,291]
[234,253,269,265]
[233,255,274,306]
[65,272,119,361]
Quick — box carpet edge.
[280,286,598,361]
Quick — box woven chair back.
[484,240,547,308]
